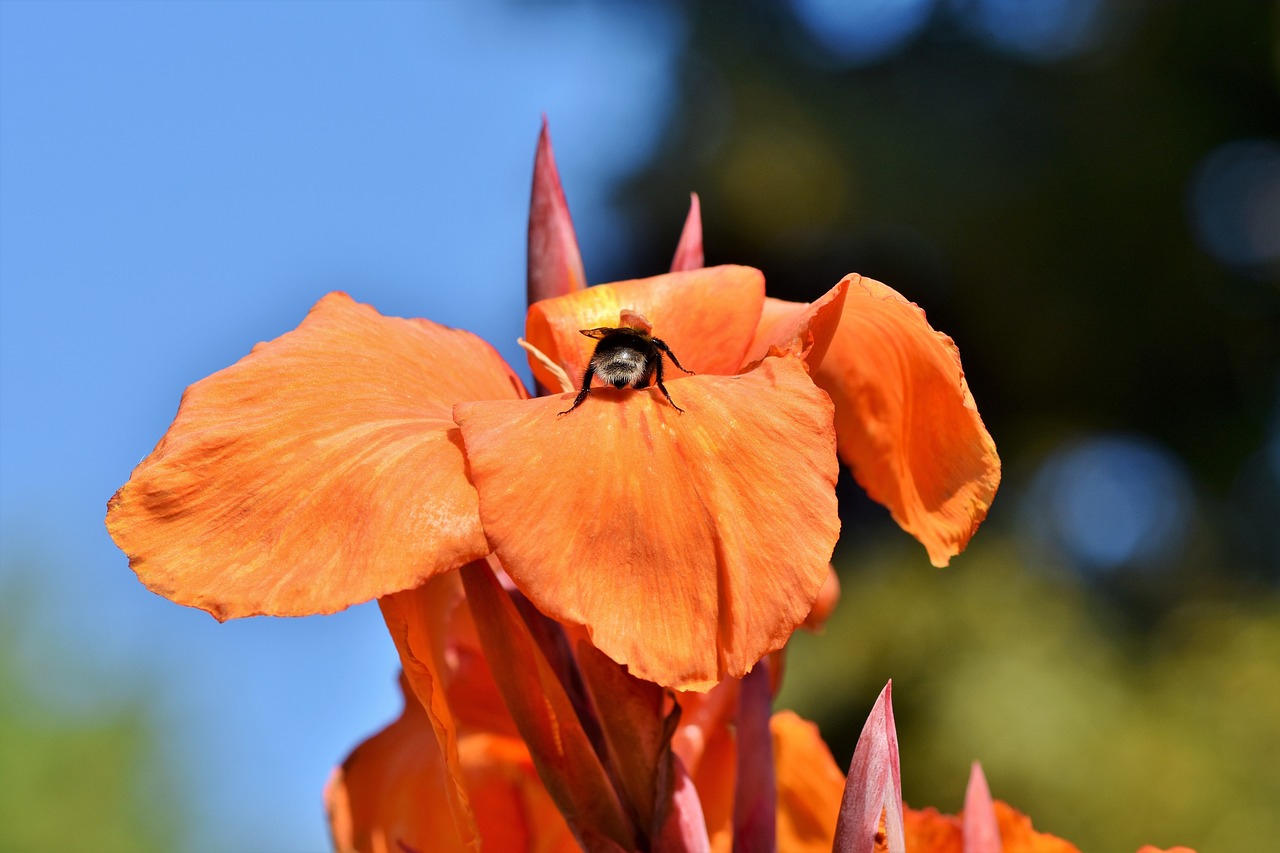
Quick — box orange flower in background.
[325,673,577,853]
[830,684,1196,853]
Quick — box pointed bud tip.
[963,762,1003,853]
[528,117,587,306]
[670,192,705,272]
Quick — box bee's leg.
[653,338,694,375]
[558,365,595,415]
[653,355,685,413]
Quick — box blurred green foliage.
[779,540,1280,853]
[0,579,181,853]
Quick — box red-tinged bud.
[528,117,587,307]
[459,560,635,851]
[732,660,777,850]
[963,763,1003,853]
[833,682,905,853]
[652,755,712,853]
[670,192,704,272]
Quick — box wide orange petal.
[744,279,850,373]
[107,292,525,618]
[772,711,846,853]
[325,673,470,853]
[814,275,1000,567]
[524,265,766,391]
[454,356,839,691]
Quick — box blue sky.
[0,2,683,849]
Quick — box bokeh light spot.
[1189,138,1280,275]
[790,0,936,65]
[952,0,1103,61]
[1023,434,1195,573]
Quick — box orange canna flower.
[106,121,999,690]
[105,266,842,691]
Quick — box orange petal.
[802,565,841,631]
[672,680,739,780]
[744,279,850,373]
[325,679,578,853]
[814,275,1000,567]
[903,800,1091,853]
[326,674,471,853]
[379,574,479,850]
[670,193,704,272]
[454,356,839,691]
[459,561,636,851]
[683,695,737,853]
[903,806,961,852]
[107,293,525,619]
[772,711,846,853]
[528,117,587,306]
[440,587,521,740]
[574,639,670,833]
[457,734,580,853]
[523,265,766,392]
[989,801,1080,853]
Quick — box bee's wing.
[579,327,616,339]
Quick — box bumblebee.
[559,326,694,414]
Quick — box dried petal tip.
[963,763,1002,853]
[528,117,587,307]
[618,309,653,334]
